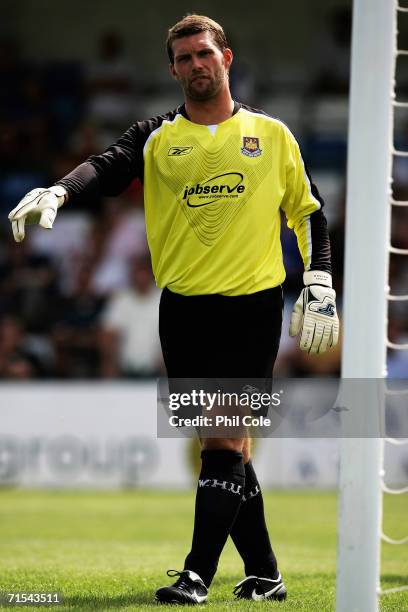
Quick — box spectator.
[2,349,42,379]
[86,29,135,133]
[53,262,105,378]
[99,256,162,378]
[0,317,45,378]
[90,193,148,295]
[310,7,351,96]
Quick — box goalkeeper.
[8,13,339,605]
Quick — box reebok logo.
[198,478,242,495]
[168,146,193,156]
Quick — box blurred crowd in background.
[0,6,407,380]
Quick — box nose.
[190,54,204,70]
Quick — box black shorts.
[159,286,283,379]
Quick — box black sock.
[184,449,245,587]
[230,460,278,579]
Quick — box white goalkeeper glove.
[289,270,339,354]
[8,185,67,243]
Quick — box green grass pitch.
[0,489,407,611]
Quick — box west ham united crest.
[241,136,262,157]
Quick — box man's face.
[170,31,233,101]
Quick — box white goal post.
[336,1,397,611]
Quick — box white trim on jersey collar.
[143,113,183,156]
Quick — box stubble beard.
[183,67,227,102]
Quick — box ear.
[223,48,233,71]
[169,63,178,81]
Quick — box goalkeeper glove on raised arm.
[289,270,339,354]
[8,185,67,243]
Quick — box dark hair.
[166,14,229,64]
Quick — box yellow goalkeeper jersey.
[58,101,330,296]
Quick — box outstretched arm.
[8,121,147,242]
